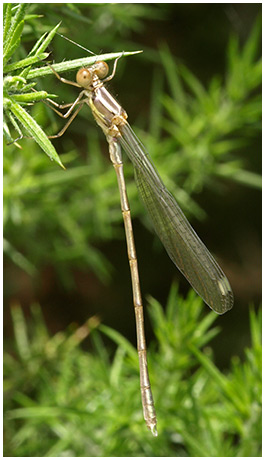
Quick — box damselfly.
[42,50,233,436]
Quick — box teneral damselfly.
[43,53,233,436]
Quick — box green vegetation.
[4,285,261,456]
[4,4,261,456]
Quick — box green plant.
[4,284,261,456]
[3,4,63,167]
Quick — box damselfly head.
[76,61,109,87]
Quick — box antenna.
[56,33,96,56]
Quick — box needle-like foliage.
[4,285,261,456]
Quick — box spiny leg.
[16,94,85,140]
[32,87,87,119]
[30,87,88,138]
[47,102,85,138]
[47,63,81,88]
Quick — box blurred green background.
[4,3,261,457]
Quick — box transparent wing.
[119,122,233,314]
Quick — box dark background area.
[4,3,261,369]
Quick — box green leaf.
[242,15,261,65]
[189,343,248,415]
[3,20,24,64]
[249,307,261,350]
[8,101,65,169]
[3,112,22,145]
[28,22,61,56]
[179,64,207,101]
[3,4,27,53]
[4,53,49,73]
[27,50,142,79]
[159,43,186,105]
[3,21,24,64]
[215,164,262,189]
[3,239,36,276]
[99,324,138,365]
[3,3,12,43]
[10,91,55,103]
[10,304,31,361]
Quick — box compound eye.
[76,68,92,88]
[95,61,109,79]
